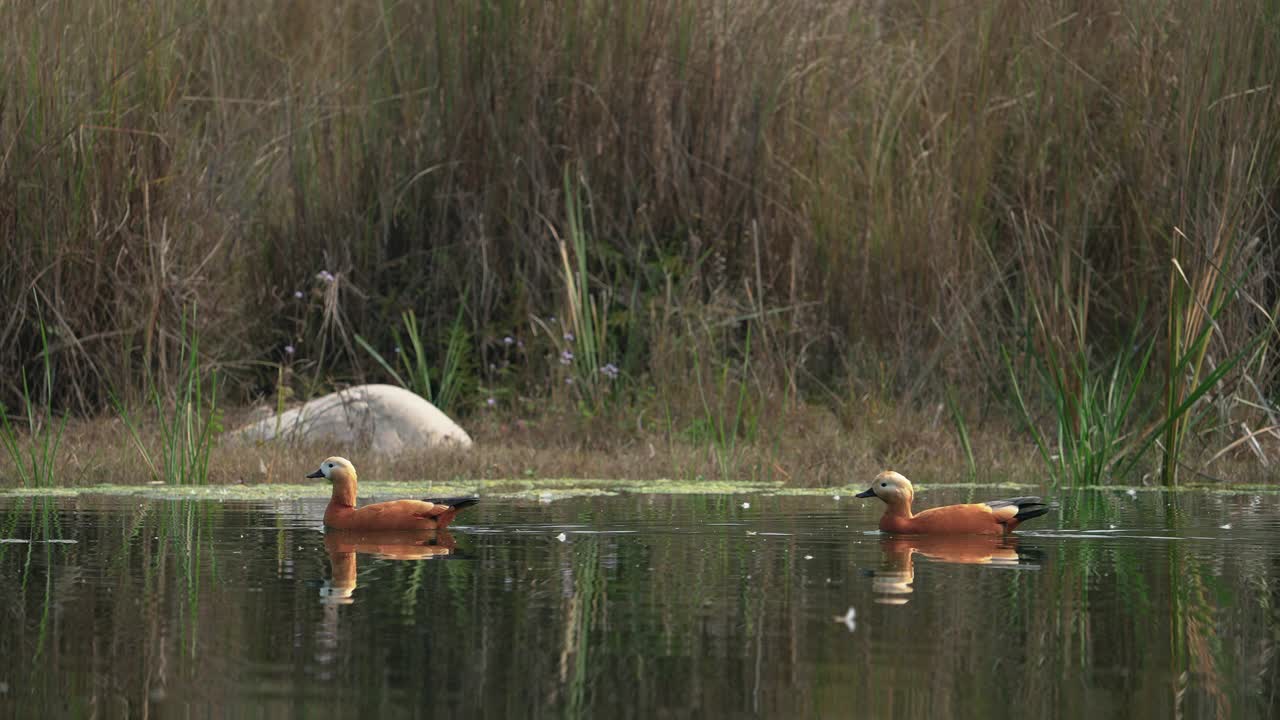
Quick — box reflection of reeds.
[1181,562,1231,719]
[558,536,601,717]
[4,491,1279,715]
[3,497,64,671]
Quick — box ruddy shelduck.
[307,456,478,531]
[856,470,1052,535]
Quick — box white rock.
[230,384,472,454]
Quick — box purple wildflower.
[487,397,497,407]
[503,336,515,346]
[284,345,296,355]
[600,363,619,379]
[316,270,335,283]
[559,349,574,365]
[293,290,303,299]
[563,332,575,342]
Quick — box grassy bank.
[2,402,1040,489]
[2,1,1278,486]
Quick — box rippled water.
[1,487,1277,718]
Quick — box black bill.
[855,487,876,498]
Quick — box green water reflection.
[0,489,1277,718]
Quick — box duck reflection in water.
[872,535,1040,606]
[316,530,459,672]
[320,529,458,605]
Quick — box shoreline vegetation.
[3,2,1278,489]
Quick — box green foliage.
[686,322,758,480]
[0,308,67,488]
[355,307,471,414]
[1008,256,1267,488]
[943,384,977,482]
[1158,230,1254,485]
[538,169,626,414]
[114,309,220,485]
[1005,336,1154,487]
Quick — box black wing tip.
[1014,505,1053,522]
[1015,499,1059,522]
[426,496,480,510]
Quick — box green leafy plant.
[114,309,220,485]
[0,307,67,488]
[943,384,977,481]
[1005,333,1154,487]
[355,307,470,414]
[535,168,623,413]
[688,321,758,480]
[1157,229,1249,485]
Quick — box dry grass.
[7,401,1269,491]
[0,400,1042,489]
[2,1,1278,485]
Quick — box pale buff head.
[306,456,356,481]
[856,470,914,506]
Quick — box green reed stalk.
[355,306,470,413]
[943,384,977,481]
[1004,330,1154,487]
[539,168,616,412]
[688,320,756,480]
[115,308,219,485]
[1159,230,1242,485]
[0,308,67,488]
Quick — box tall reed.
[115,309,220,485]
[355,307,470,414]
[0,310,67,488]
[1,1,1277,475]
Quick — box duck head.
[308,457,360,508]
[856,470,915,510]
[307,456,357,481]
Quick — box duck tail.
[986,496,1056,529]
[425,496,480,511]
[1012,501,1053,523]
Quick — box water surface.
[1,487,1277,718]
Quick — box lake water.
[1,487,1277,718]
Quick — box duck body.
[858,471,1052,535]
[323,499,472,531]
[308,456,478,531]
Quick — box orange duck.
[856,470,1052,535]
[307,456,478,531]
